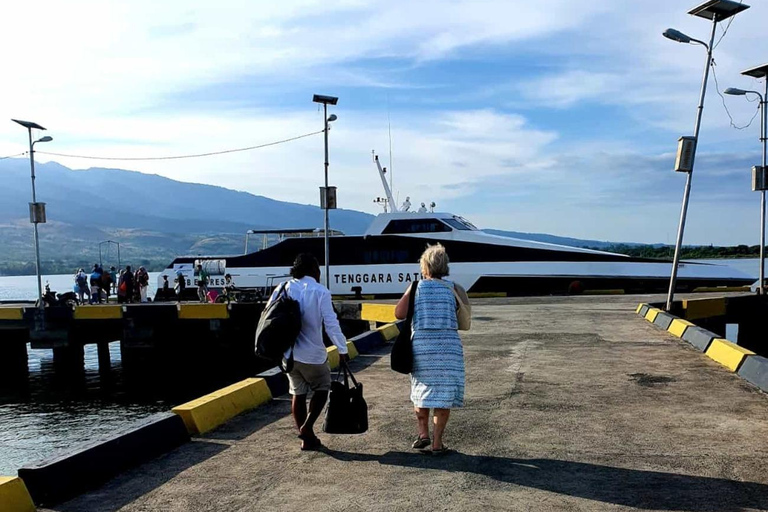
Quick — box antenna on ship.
[372,150,398,212]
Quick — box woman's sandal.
[412,436,431,449]
[429,445,451,456]
[300,436,323,451]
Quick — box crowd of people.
[73,264,150,304]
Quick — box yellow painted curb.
[0,308,24,321]
[327,346,340,370]
[178,303,229,320]
[635,303,645,314]
[667,319,695,338]
[705,339,755,372]
[73,305,123,320]
[682,297,726,321]
[172,378,271,435]
[644,308,661,322]
[346,340,359,359]
[361,303,397,323]
[377,323,400,341]
[0,476,35,512]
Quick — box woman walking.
[395,244,470,455]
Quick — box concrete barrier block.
[737,355,768,393]
[681,326,718,352]
[376,323,400,341]
[635,303,646,315]
[682,297,727,321]
[644,308,661,322]
[177,303,229,320]
[0,308,24,321]
[348,330,384,354]
[172,378,271,435]
[705,339,755,372]
[0,476,35,512]
[327,346,340,370]
[73,305,123,320]
[346,340,359,359]
[256,367,289,397]
[653,312,675,330]
[637,304,649,317]
[667,318,695,338]
[360,303,397,323]
[18,412,188,506]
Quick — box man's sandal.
[412,436,431,449]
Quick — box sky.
[0,0,766,245]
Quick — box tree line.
[585,244,763,260]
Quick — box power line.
[0,152,27,160]
[711,58,760,130]
[713,0,742,49]
[35,129,325,162]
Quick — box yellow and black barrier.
[0,476,35,512]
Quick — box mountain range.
[0,159,637,275]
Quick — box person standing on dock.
[268,253,349,451]
[196,264,209,303]
[122,266,134,304]
[175,269,186,302]
[137,266,150,303]
[395,244,469,455]
[109,266,118,294]
[89,264,103,304]
[75,269,89,305]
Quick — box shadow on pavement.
[51,440,229,512]
[324,449,768,511]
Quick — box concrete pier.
[38,294,768,511]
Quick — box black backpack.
[255,282,302,364]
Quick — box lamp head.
[327,114,338,122]
[36,136,53,143]
[663,28,692,44]
[724,87,748,96]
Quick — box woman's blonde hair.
[420,243,449,278]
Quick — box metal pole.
[760,81,767,294]
[323,103,330,289]
[666,17,718,311]
[28,128,44,309]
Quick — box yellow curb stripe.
[327,346,340,370]
[0,476,35,512]
[172,378,271,435]
[346,340,359,359]
[635,303,645,314]
[644,308,661,322]
[361,303,397,323]
[376,323,400,341]
[73,305,123,320]
[177,303,229,320]
[705,339,755,372]
[682,298,726,321]
[667,319,695,338]
[0,308,24,321]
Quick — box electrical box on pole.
[29,202,46,224]
[320,186,337,209]
[674,136,697,173]
[753,166,768,191]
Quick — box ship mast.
[373,152,398,212]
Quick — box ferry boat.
[157,156,754,298]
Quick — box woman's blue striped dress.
[410,279,465,409]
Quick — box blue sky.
[0,0,766,244]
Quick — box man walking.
[266,253,348,451]
[196,264,209,303]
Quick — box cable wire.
[0,152,27,160]
[711,58,760,130]
[713,0,743,50]
[35,129,325,162]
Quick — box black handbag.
[390,283,417,374]
[322,361,368,434]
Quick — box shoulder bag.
[323,360,368,434]
[390,282,417,374]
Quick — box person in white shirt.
[268,253,349,451]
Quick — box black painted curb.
[653,312,675,330]
[18,412,189,506]
[349,329,385,354]
[738,355,768,393]
[638,304,650,317]
[681,326,718,352]
[257,367,288,397]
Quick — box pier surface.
[41,295,768,511]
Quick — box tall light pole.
[11,119,53,310]
[312,94,338,289]
[725,63,768,294]
[663,0,750,312]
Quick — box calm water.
[0,260,761,475]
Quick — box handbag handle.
[339,359,360,388]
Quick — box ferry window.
[443,218,472,231]
[382,219,452,234]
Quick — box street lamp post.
[662,0,750,312]
[312,94,339,289]
[11,119,53,312]
[725,63,768,294]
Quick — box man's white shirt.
[268,276,348,364]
